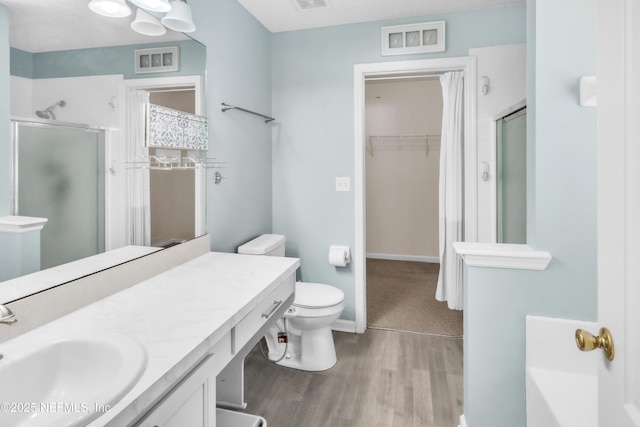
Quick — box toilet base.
[266,324,337,372]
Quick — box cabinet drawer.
[234,275,294,353]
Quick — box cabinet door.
[158,384,207,427]
[136,355,216,427]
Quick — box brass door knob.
[575,327,615,361]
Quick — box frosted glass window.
[146,104,208,150]
[16,124,105,269]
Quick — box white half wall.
[11,75,123,128]
[31,75,123,128]
[470,44,527,243]
[10,76,33,117]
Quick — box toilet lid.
[294,282,344,309]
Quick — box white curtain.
[126,89,150,246]
[436,71,465,311]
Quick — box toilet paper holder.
[329,245,351,267]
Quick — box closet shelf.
[367,134,441,157]
[126,155,228,171]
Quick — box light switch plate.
[336,177,351,192]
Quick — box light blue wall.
[189,0,273,252]
[464,1,597,426]
[10,47,33,79]
[271,5,527,321]
[10,40,205,80]
[0,231,41,281]
[0,5,9,215]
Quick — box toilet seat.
[293,282,344,309]
[285,300,345,319]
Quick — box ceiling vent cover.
[294,0,329,10]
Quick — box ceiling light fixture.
[88,0,132,17]
[129,0,172,13]
[131,8,167,36]
[161,0,196,33]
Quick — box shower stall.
[496,106,526,244]
[11,119,106,270]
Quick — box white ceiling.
[236,0,525,33]
[0,0,188,53]
[0,0,525,52]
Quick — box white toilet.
[237,234,345,371]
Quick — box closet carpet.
[366,259,463,337]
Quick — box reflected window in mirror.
[142,86,204,248]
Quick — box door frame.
[109,75,203,250]
[353,57,477,333]
[597,0,640,424]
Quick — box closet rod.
[146,88,195,93]
[365,74,442,82]
[220,102,275,123]
[366,134,440,158]
[368,134,441,139]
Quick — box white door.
[598,1,640,425]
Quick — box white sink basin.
[0,332,147,427]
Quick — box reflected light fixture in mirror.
[129,0,172,13]
[161,0,196,33]
[88,0,132,17]
[131,8,167,36]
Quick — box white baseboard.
[458,414,467,427]
[366,253,439,263]
[332,318,357,333]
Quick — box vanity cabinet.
[234,277,293,351]
[134,355,217,427]
[216,274,294,409]
[134,270,295,427]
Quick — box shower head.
[35,100,66,120]
[35,110,52,119]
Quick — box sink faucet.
[0,305,17,324]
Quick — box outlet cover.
[336,177,351,192]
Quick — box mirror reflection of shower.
[35,100,66,120]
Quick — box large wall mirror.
[0,0,207,288]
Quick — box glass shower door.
[14,123,105,269]
[496,107,527,244]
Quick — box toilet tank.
[237,234,285,256]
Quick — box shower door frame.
[353,57,478,333]
[10,118,107,268]
[495,104,527,244]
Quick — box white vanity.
[0,248,299,427]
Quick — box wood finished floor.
[244,329,463,427]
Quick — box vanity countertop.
[0,252,300,426]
